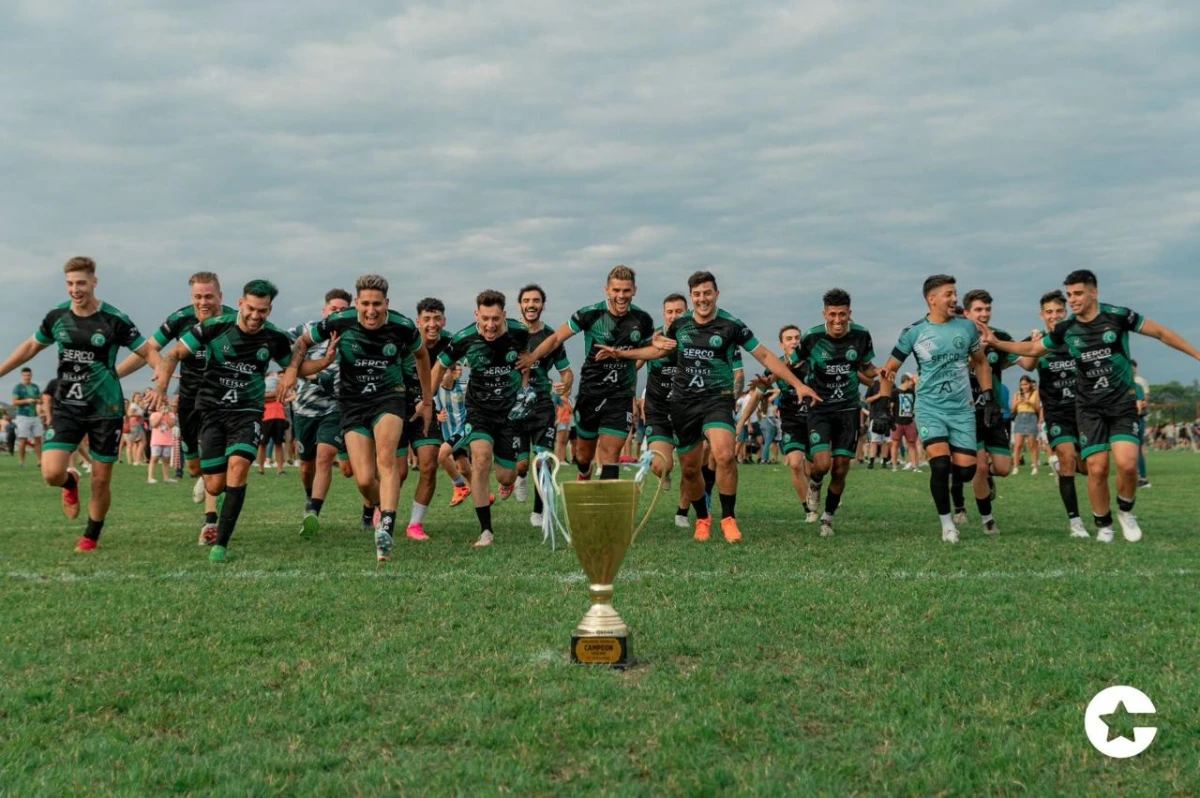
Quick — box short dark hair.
[20,367,31,374]
[687,270,718,291]
[325,288,352,304]
[822,288,851,307]
[517,284,546,303]
[1039,289,1067,307]
[778,324,800,341]
[63,256,96,276]
[1064,269,1097,288]
[476,290,505,309]
[962,289,992,309]
[243,279,279,301]
[355,274,388,296]
[662,293,687,307]
[416,297,445,315]
[922,274,956,297]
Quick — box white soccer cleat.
[674,514,690,529]
[1117,511,1142,543]
[1096,526,1114,543]
[819,517,834,537]
[529,512,543,527]
[514,476,528,502]
[804,510,819,524]
[1049,455,1061,476]
[1068,517,1089,538]
[983,519,999,535]
[473,530,494,548]
[941,526,959,544]
[192,477,206,502]
[952,510,968,526]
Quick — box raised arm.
[982,327,1049,359]
[748,344,820,405]
[0,337,49,380]
[148,338,194,410]
[517,322,575,370]
[1138,318,1200,360]
[116,337,161,379]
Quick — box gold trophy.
[535,452,664,668]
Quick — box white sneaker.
[81,462,92,473]
[952,510,968,526]
[1117,510,1142,542]
[941,525,960,543]
[514,476,528,503]
[983,518,999,535]
[674,514,690,529]
[1096,526,1114,543]
[1031,465,1039,476]
[529,512,543,527]
[1011,466,1018,475]
[903,462,914,471]
[804,511,819,524]
[192,477,206,503]
[1069,518,1089,538]
[166,477,178,483]
[264,459,274,468]
[891,465,898,472]
[819,516,834,537]
[147,478,158,484]
[474,530,494,548]
[1049,455,1061,476]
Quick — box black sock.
[930,456,952,516]
[380,510,396,535]
[361,504,376,526]
[577,460,592,480]
[475,504,492,532]
[204,511,218,525]
[1117,495,1135,513]
[975,496,993,517]
[987,474,996,501]
[1094,511,1113,529]
[310,498,324,516]
[1058,475,1080,518]
[701,465,716,496]
[824,489,842,516]
[84,518,104,542]
[305,486,312,500]
[719,492,736,519]
[676,506,688,518]
[692,497,710,520]
[216,485,247,547]
[950,471,965,513]
[600,464,620,480]
[533,490,544,514]
[62,472,78,492]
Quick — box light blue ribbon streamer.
[533,452,571,550]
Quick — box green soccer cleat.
[209,545,228,562]
[300,510,320,537]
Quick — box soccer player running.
[599,271,819,543]
[430,290,531,548]
[117,271,235,545]
[397,297,455,541]
[0,257,159,551]
[641,292,690,528]
[952,290,1016,535]
[278,275,433,562]
[737,324,817,523]
[287,288,352,537]
[791,289,879,538]
[1014,290,1088,538]
[980,269,1200,542]
[146,280,292,561]
[518,265,654,481]
[513,284,574,528]
[879,275,998,543]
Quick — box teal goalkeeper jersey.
[890,315,981,416]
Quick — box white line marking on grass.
[3,567,1196,584]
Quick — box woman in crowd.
[1010,375,1041,475]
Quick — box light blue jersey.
[436,376,468,440]
[890,316,980,416]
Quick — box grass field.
[2,451,1198,795]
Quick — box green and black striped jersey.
[180,314,292,413]
[568,301,655,401]
[665,309,760,402]
[153,304,237,402]
[35,301,146,418]
[309,309,422,402]
[439,320,531,413]
[1043,304,1143,408]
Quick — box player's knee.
[953,463,976,485]
[929,455,951,480]
[338,460,353,478]
[186,460,202,478]
[712,448,736,470]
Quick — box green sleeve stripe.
[437,351,453,367]
[554,357,570,370]
[1040,334,1054,349]
[34,329,53,345]
[567,317,582,334]
[152,330,171,347]
[1134,316,1145,333]
[276,353,292,368]
[179,332,201,353]
[128,335,147,352]
[744,336,761,352]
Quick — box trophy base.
[571,634,630,668]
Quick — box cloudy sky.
[3,0,1198,403]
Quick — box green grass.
[2,452,1198,795]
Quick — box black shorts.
[574,393,632,440]
[670,398,735,453]
[1043,406,1079,449]
[400,412,444,452]
[780,414,809,457]
[975,412,1012,456]
[1078,400,1139,460]
[293,412,344,462]
[262,418,287,446]
[340,392,407,437]
[178,399,203,461]
[642,396,674,445]
[456,406,521,468]
[519,400,556,454]
[199,411,262,475]
[807,408,860,459]
[44,403,123,462]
